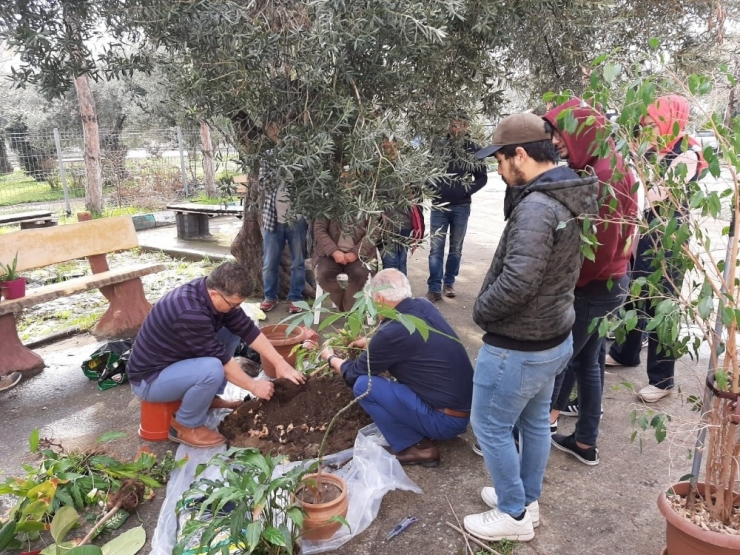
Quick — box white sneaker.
[604,354,622,366]
[638,385,672,403]
[464,507,535,542]
[481,487,540,528]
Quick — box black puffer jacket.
[474,166,599,350]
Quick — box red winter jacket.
[543,99,639,288]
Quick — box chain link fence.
[0,126,242,217]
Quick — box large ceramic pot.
[296,473,349,541]
[260,324,308,378]
[0,277,25,300]
[658,482,740,555]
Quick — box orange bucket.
[139,399,182,441]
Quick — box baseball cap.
[476,113,552,159]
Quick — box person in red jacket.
[542,99,639,465]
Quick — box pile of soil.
[220,374,373,461]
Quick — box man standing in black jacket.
[463,114,598,543]
[426,114,487,302]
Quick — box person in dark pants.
[542,99,638,466]
[426,114,487,302]
[318,269,473,467]
[605,95,706,403]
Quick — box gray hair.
[371,269,412,303]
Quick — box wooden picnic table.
[166,203,243,240]
[0,210,56,229]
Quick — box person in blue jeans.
[259,122,308,314]
[127,262,305,448]
[464,113,597,543]
[317,269,473,467]
[426,114,487,302]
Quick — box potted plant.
[0,251,25,300]
[562,49,740,554]
[175,447,309,554]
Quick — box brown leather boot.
[209,396,243,410]
[392,438,440,467]
[168,418,226,448]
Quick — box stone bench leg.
[175,213,213,240]
[93,278,153,339]
[0,313,44,377]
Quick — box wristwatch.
[327,355,339,367]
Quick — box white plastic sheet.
[150,419,422,555]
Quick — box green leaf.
[648,37,660,49]
[101,526,146,555]
[96,432,127,444]
[30,428,40,452]
[263,526,288,546]
[556,221,567,230]
[51,506,80,543]
[603,63,622,84]
[67,546,104,555]
[245,521,262,552]
[697,296,713,320]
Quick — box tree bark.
[74,72,103,213]
[200,120,217,198]
[230,170,265,296]
[0,132,12,174]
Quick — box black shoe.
[425,291,442,303]
[551,433,599,466]
[560,402,579,417]
[472,442,483,456]
[393,439,440,467]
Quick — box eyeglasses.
[217,290,242,310]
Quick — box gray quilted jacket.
[474,166,599,346]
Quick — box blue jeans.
[471,336,573,518]
[262,218,308,302]
[427,205,470,293]
[551,276,628,445]
[380,228,413,275]
[353,375,469,452]
[130,328,241,428]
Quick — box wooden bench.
[0,210,57,229]
[166,203,244,240]
[232,174,248,205]
[0,216,165,377]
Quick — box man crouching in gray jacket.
[463,113,598,543]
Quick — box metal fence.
[0,127,242,216]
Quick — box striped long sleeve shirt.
[126,277,261,385]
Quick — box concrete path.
[0,173,715,555]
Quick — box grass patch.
[476,539,517,555]
[0,171,85,206]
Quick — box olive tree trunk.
[74,72,103,213]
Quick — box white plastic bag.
[150,424,421,555]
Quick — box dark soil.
[219,374,373,461]
[297,481,343,504]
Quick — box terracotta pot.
[0,277,25,300]
[657,482,740,555]
[261,324,308,378]
[296,473,349,541]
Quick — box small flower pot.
[658,482,740,555]
[0,277,25,300]
[261,324,308,378]
[296,473,348,541]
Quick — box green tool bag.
[81,340,132,391]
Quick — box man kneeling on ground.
[127,261,305,449]
[318,268,473,467]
